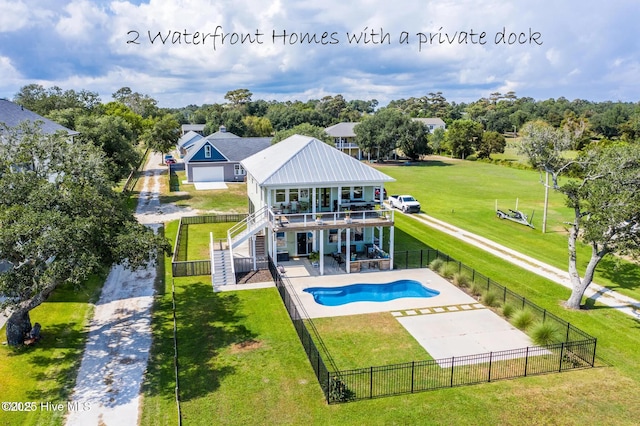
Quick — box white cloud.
[0,1,31,32]
[55,0,109,39]
[0,0,638,106]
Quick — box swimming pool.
[303,279,440,306]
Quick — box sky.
[1,0,639,108]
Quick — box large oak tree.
[561,144,640,308]
[519,120,640,309]
[0,122,170,345]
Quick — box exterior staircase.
[254,234,266,257]
[212,250,235,288]
[228,206,270,256]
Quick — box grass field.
[185,222,235,260]
[0,274,105,426]
[162,170,247,213]
[374,156,640,302]
[140,220,640,425]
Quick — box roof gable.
[178,130,203,148]
[184,139,227,163]
[241,134,394,186]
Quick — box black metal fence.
[269,248,597,404]
[333,338,595,403]
[268,259,333,397]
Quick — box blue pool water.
[303,280,440,306]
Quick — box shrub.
[428,258,445,273]
[531,321,563,346]
[453,272,471,288]
[483,289,503,307]
[502,302,516,319]
[511,309,535,331]
[441,262,458,279]
[470,281,485,297]
[328,376,355,402]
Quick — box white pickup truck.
[388,195,421,213]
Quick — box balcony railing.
[269,206,394,230]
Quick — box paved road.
[402,210,640,320]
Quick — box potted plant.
[309,251,320,268]
[344,212,352,223]
[315,214,323,224]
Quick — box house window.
[329,229,338,243]
[276,232,286,247]
[341,187,351,201]
[353,186,363,200]
[275,189,286,203]
[234,164,245,175]
[204,145,212,158]
[289,188,299,202]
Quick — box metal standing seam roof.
[241,134,395,187]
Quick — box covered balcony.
[269,205,394,232]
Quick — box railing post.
[591,339,597,367]
[488,352,493,382]
[411,361,415,393]
[524,347,529,376]
[370,366,374,399]
[559,342,565,372]
[450,357,455,387]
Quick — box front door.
[297,232,312,256]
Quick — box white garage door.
[192,166,224,182]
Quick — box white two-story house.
[227,134,396,276]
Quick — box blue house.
[183,135,272,183]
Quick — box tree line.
[13,85,640,165]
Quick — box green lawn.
[375,157,640,302]
[140,219,640,425]
[162,171,247,212]
[184,222,235,260]
[308,313,432,370]
[0,274,105,426]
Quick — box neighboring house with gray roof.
[325,122,361,159]
[230,134,396,275]
[183,134,271,183]
[412,117,446,131]
[181,124,206,136]
[0,98,78,138]
[177,130,203,157]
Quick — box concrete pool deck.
[287,267,538,363]
[288,268,478,319]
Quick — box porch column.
[251,235,257,271]
[378,226,384,250]
[346,227,351,274]
[271,229,277,268]
[389,225,394,270]
[319,229,325,276]
[312,187,317,214]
